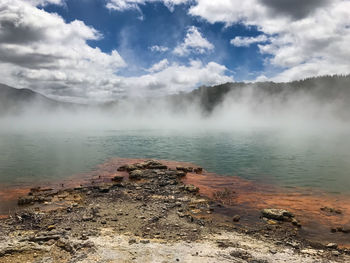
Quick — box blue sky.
[0,0,349,102]
[43,0,267,80]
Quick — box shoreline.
[1,159,350,262]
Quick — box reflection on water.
[0,129,350,194]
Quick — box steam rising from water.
[1,82,350,133]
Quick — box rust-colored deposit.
[1,158,350,246]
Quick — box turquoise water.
[0,129,350,194]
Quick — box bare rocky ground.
[0,160,349,263]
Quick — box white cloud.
[147,59,169,73]
[230,35,269,47]
[173,26,214,56]
[149,45,169,52]
[124,60,233,96]
[0,0,126,102]
[0,0,231,102]
[188,0,350,81]
[27,0,64,6]
[106,0,189,12]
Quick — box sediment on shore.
[0,159,349,262]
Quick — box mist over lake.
[1,0,350,261]
[1,129,350,195]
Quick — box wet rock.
[232,215,241,222]
[117,165,127,171]
[129,170,143,180]
[320,207,342,214]
[194,167,203,174]
[291,218,301,227]
[18,196,35,206]
[176,171,187,177]
[125,164,138,172]
[261,209,294,221]
[112,175,124,182]
[148,164,168,169]
[176,166,192,173]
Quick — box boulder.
[261,209,294,221]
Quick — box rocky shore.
[0,160,349,262]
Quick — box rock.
[230,250,252,260]
[18,196,35,205]
[291,218,301,227]
[320,207,342,214]
[185,184,199,193]
[56,239,74,253]
[176,171,186,177]
[261,209,294,221]
[98,185,110,193]
[82,215,93,221]
[194,167,203,174]
[117,165,127,171]
[232,215,241,222]
[148,164,168,169]
[125,164,138,172]
[129,169,143,180]
[326,243,338,249]
[47,225,56,231]
[176,166,193,172]
[286,241,299,249]
[112,175,124,182]
[129,238,137,245]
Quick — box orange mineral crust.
[1,158,350,246]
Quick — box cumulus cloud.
[124,60,233,96]
[230,35,269,47]
[149,45,169,52]
[261,0,331,20]
[188,0,350,81]
[147,59,169,73]
[173,26,214,56]
[0,0,127,102]
[0,0,231,102]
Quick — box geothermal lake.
[1,129,350,195]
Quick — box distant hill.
[168,75,350,114]
[1,75,350,117]
[0,84,79,115]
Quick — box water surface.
[1,129,350,195]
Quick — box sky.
[0,0,350,102]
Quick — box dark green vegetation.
[1,75,350,116]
